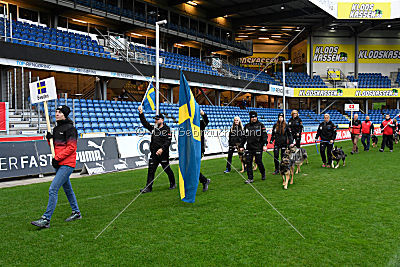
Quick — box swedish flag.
[142,81,156,112]
[178,71,201,203]
[37,81,46,94]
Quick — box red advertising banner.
[0,102,6,131]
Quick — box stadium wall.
[312,36,400,77]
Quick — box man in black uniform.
[315,113,337,168]
[199,109,211,192]
[138,106,176,193]
[288,110,303,148]
[239,111,268,183]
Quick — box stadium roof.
[166,0,400,43]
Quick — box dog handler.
[361,115,374,151]
[31,105,81,228]
[315,114,337,168]
[349,113,362,154]
[270,113,293,175]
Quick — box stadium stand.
[37,99,354,136]
[396,73,400,85]
[347,73,392,88]
[274,72,328,88]
[345,109,400,124]
[0,19,112,58]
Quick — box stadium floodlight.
[282,60,291,121]
[155,20,168,114]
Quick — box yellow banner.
[293,88,399,98]
[327,70,341,80]
[313,44,355,63]
[358,45,400,63]
[240,53,287,67]
[337,2,391,19]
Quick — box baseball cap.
[249,111,258,118]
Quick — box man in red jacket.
[31,105,81,228]
[349,113,362,154]
[361,115,374,151]
[379,114,395,152]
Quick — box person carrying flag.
[138,106,176,193]
[349,113,362,154]
[379,114,395,152]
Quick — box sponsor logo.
[298,89,343,97]
[355,89,398,97]
[358,50,400,60]
[239,57,279,65]
[114,159,128,171]
[87,140,106,156]
[349,3,383,19]
[76,140,107,163]
[87,162,105,175]
[313,46,348,62]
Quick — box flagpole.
[155,20,167,115]
[43,100,55,158]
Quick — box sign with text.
[337,2,391,19]
[29,77,57,104]
[345,104,359,111]
[294,88,399,98]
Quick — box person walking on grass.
[361,115,374,151]
[288,110,303,148]
[225,116,245,173]
[349,113,362,154]
[138,106,176,193]
[379,114,396,152]
[315,113,336,168]
[270,113,293,175]
[239,111,268,184]
[31,106,81,229]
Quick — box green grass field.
[1,140,400,266]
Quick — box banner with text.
[293,88,399,97]
[337,2,391,19]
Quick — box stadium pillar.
[317,99,321,115]
[308,33,313,78]
[0,67,7,102]
[215,90,220,106]
[170,87,174,104]
[251,94,256,107]
[365,99,368,115]
[354,32,359,79]
[101,78,107,100]
[397,99,400,110]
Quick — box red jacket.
[349,119,362,135]
[381,119,395,136]
[49,118,78,168]
[361,120,374,134]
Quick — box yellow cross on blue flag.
[178,71,202,203]
[142,81,156,112]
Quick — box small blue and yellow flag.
[178,71,201,203]
[142,81,156,112]
[37,81,46,94]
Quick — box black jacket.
[270,123,293,146]
[316,120,337,141]
[200,113,209,154]
[139,113,172,159]
[240,120,268,151]
[228,125,244,146]
[288,117,303,138]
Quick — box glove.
[46,132,53,140]
[52,158,59,169]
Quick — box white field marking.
[227,158,306,239]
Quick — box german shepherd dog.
[331,146,347,168]
[371,135,378,148]
[289,146,308,174]
[280,149,295,190]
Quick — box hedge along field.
[0,140,400,266]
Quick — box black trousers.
[146,154,175,190]
[320,142,333,165]
[199,154,207,184]
[273,145,286,171]
[381,134,393,151]
[245,150,265,180]
[226,144,244,171]
[361,134,371,150]
[293,133,301,148]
